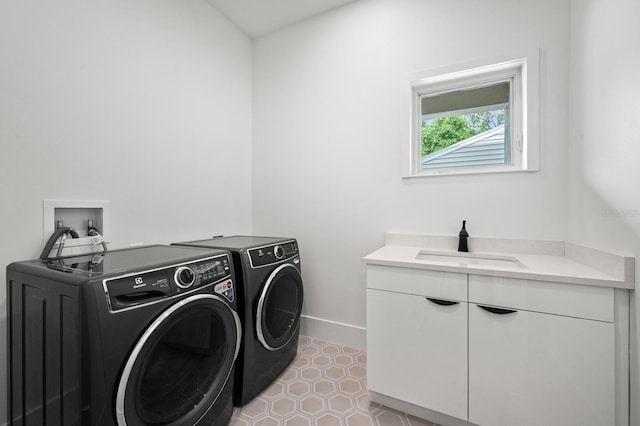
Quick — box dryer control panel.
[104,254,232,312]
[248,241,298,268]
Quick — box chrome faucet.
[458,220,469,252]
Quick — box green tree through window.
[421,110,505,156]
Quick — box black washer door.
[116,294,241,426]
[256,263,304,350]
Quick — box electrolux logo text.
[133,277,145,288]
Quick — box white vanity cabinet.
[468,275,615,426]
[366,265,468,420]
[366,265,623,426]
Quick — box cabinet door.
[469,304,614,426]
[367,289,467,420]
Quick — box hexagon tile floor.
[230,336,440,426]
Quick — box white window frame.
[403,50,539,178]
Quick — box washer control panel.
[177,257,231,290]
[248,241,298,268]
[104,254,232,312]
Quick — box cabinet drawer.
[469,275,614,322]
[367,265,466,301]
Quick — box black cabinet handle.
[426,297,459,306]
[478,305,517,315]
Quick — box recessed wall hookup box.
[43,200,111,257]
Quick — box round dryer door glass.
[116,295,240,426]
[257,263,304,351]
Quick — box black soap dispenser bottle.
[458,220,469,252]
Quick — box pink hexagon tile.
[229,336,440,426]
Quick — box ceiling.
[206,0,357,39]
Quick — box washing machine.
[7,245,241,426]
[173,236,304,405]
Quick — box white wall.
[6,0,637,423]
[253,0,571,345]
[568,0,640,423]
[0,0,252,422]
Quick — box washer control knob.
[274,245,284,260]
[175,266,195,288]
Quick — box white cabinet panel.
[469,275,614,322]
[367,265,467,301]
[469,304,615,426]
[367,289,467,420]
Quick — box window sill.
[402,164,537,179]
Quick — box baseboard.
[299,315,366,351]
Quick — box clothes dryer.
[173,236,304,405]
[7,245,241,426]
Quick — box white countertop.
[364,234,635,289]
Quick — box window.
[405,52,539,177]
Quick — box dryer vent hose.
[40,227,79,260]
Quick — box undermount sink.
[415,250,526,268]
